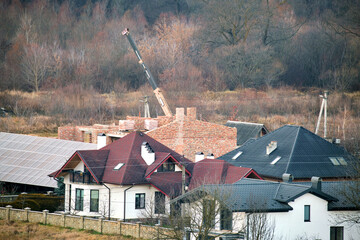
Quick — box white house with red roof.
[52,131,259,220]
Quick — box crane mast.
[122,28,173,117]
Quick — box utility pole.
[315,91,329,138]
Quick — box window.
[90,190,99,212]
[271,156,281,165]
[304,205,310,222]
[220,206,232,230]
[330,226,344,240]
[232,151,242,160]
[114,163,124,170]
[329,157,347,166]
[75,188,84,211]
[155,192,165,214]
[157,159,175,172]
[135,193,145,209]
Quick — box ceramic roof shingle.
[219,125,356,180]
[55,131,193,196]
[0,132,97,188]
[188,159,258,190]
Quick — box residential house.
[224,121,268,146]
[219,125,357,181]
[52,131,194,220]
[0,132,96,193]
[173,177,360,240]
[51,131,259,220]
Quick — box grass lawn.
[0,220,134,239]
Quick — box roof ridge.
[285,125,301,173]
[118,132,139,183]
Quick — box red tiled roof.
[188,159,258,190]
[147,172,190,198]
[54,131,192,187]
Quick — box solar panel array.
[0,132,97,188]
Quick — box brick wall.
[0,206,173,239]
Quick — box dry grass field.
[0,88,359,155]
[0,219,133,240]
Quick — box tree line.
[0,0,359,93]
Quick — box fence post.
[6,205,12,222]
[62,212,67,227]
[118,219,123,235]
[42,210,49,225]
[80,216,84,229]
[137,221,142,239]
[99,217,104,233]
[24,207,31,222]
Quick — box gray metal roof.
[173,178,355,213]
[0,132,97,188]
[225,121,268,146]
[219,125,356,179]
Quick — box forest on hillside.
[0,0,359,93]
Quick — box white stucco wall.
[63,169,169,220]
[267,193,360,240]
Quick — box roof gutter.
[103,183,111,220]
[124,184,135,221]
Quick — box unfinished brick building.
[147,107,237,161]
[58,108,237,161]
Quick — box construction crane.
[122,28,173,117]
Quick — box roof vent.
[282,173,293,183]
[311,176,322,190]
[266,141,277,155]
[141,142,155,165]
[195,152,205,162]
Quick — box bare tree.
[21,43,51,92]
[246,195,275,240]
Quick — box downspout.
[123,184,135,221]
[103,183,111,220]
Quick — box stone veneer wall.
[0,206,174,239]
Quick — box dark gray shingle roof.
[219,125,356,179]
[225,121,268,146]
[173,178,357,213]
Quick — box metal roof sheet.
[0,132,97,188]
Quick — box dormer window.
[158,159,175,172]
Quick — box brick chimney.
[176,108,185,122]
[187,107,196,121]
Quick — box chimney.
[195,152,205,162]
[176,108,185,122]
[207,153,215,159]
[266,141,277,155]
[311,176,322,190]
[282,173,293,183]
[187,107,197,121]
[97,133,107,149]
[141,142,155,165]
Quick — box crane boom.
[122,28,173,117]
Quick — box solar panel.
[0,132,97,188]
